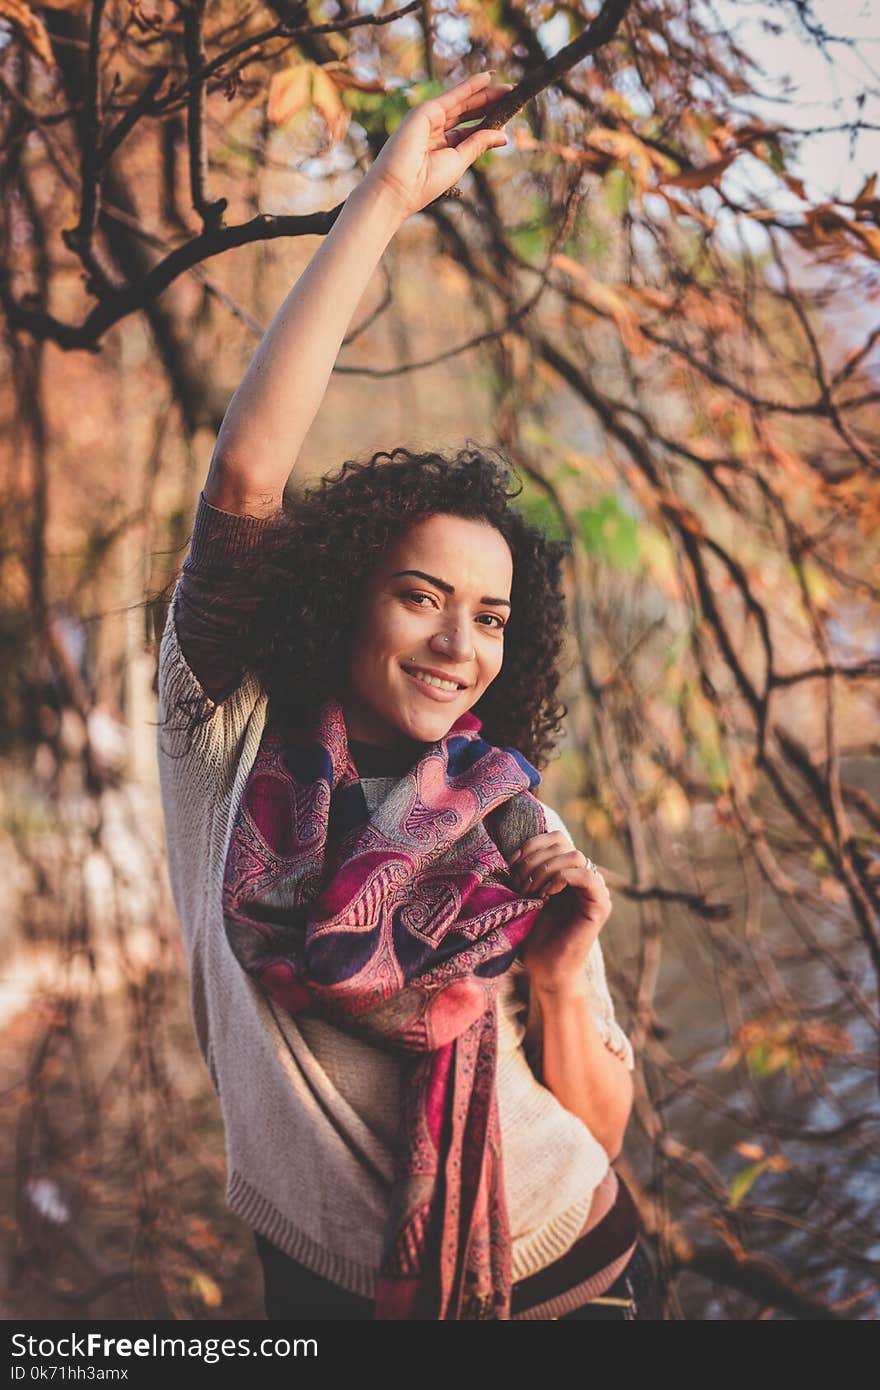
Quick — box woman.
[156,72,661,1321]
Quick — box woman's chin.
[390,710,458,749]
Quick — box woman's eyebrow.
[390,568,511,609]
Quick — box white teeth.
[407,667,462,692]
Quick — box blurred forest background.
[1,0,879,1320]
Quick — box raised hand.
[365,72,513,221]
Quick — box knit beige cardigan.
[156,588,634,1298]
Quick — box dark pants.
[253,1231,664,1321]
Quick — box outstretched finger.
[434,70,496,121]
[449,81,515,125]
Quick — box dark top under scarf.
[347,736,426,778]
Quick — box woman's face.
[341,512,513,751]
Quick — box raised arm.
[205,71,513,517]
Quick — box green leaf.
[342,87,411,139]
[406,80,446,104]
[728,1159,768,1208]
[510,193,550,261]
[382,89,415,135]
[603,167,632,217]
[510,222,547,260]
[514,490,567,542]
[704,746,730,792]
[748,1042,772,1078]
[764,138,786,175]
[577,495,640,571]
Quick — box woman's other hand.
[509,832,612,994]
[366,71,513,221]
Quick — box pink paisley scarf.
[221,693,549,1320]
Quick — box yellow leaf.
[311,66,349,144]
[728,1159,768,1208]
[267,63,314,127]
[190,1271,223,1309]
[656,779,691,832]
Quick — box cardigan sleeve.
[172,490,278,703]
[521,801,635,1075]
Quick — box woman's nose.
[430,624,474,660]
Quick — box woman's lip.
[401,665,467,701]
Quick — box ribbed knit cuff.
[186,489,277,569]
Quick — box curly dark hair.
[158,443,572,769]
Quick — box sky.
[531,0,879,296]
[710,0,879,204]
[536,0,879,205]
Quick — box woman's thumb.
[460,128,508,161]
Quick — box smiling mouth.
[401,664,468,694]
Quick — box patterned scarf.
[221,693,549,1319]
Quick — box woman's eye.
[404,593,505,630]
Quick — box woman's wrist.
[527,971,591,1004]
[346,173,410,240]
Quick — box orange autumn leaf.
[762,434,817,491]
[552,253,653,357]
[720,1012,854,1079]
[513,127,614,177]
[735,1141,766,1161]
[513,127,676,196]
[819,875,847,903]
[782,173,808,201]
[325,70,388,94]
[656,188,719,230]
[789,205,880,263]
[744,207,781,222]
[852,172,880,219]
[267,62,349,143]
[620,285,676,314]
[187,1217,222,1252]
[0,0,55,66]
[587,126,680,197]
[680,108,731,161]
[657,491,706,537]
[661,151,739,190]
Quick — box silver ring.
[584,857,598,874]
